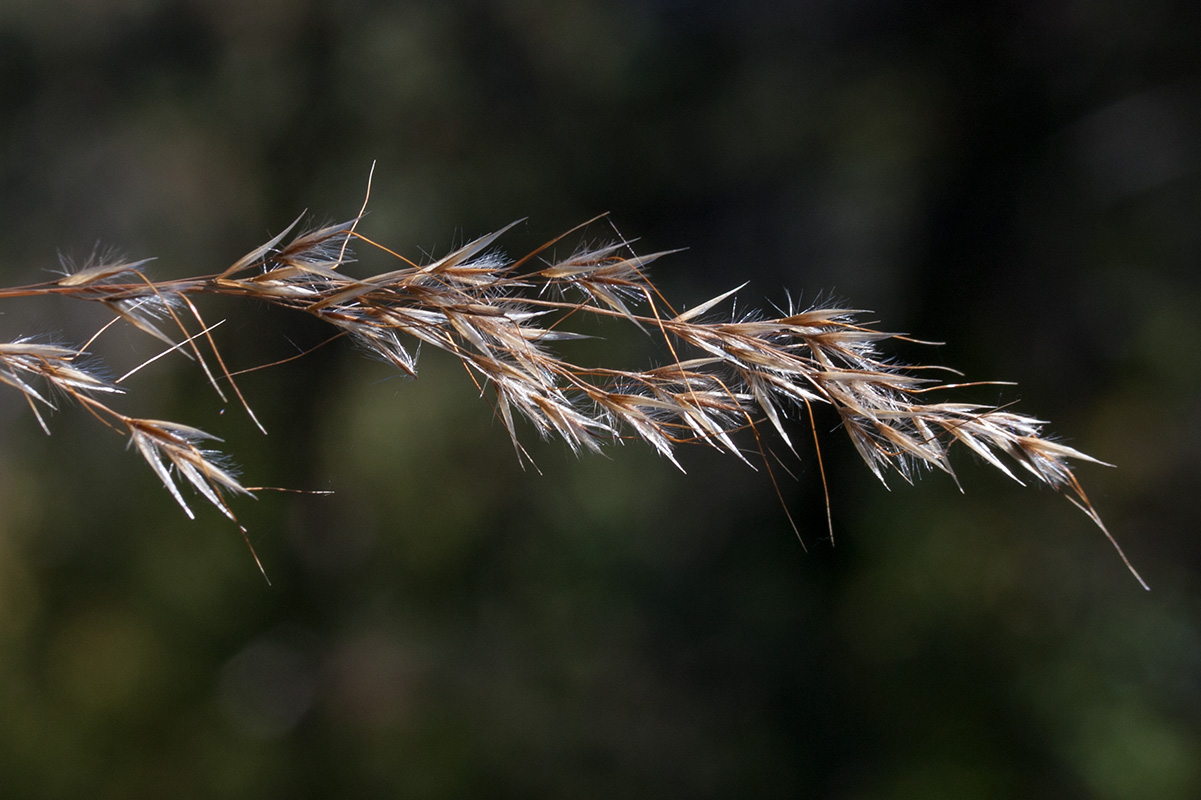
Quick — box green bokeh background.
[1,2,1199,797]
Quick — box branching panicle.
[0,194,1144,588]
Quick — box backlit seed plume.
[0,185,1145,587]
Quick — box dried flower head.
[0,178,1144,588]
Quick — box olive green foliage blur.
[1,2,1199,799]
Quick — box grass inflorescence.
[0,180,1145,588]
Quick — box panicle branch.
[0,199,1144,587]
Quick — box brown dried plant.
[0,180,1146,588]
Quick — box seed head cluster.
[0,201,1144,587]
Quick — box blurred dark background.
[1,1,1199,797]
